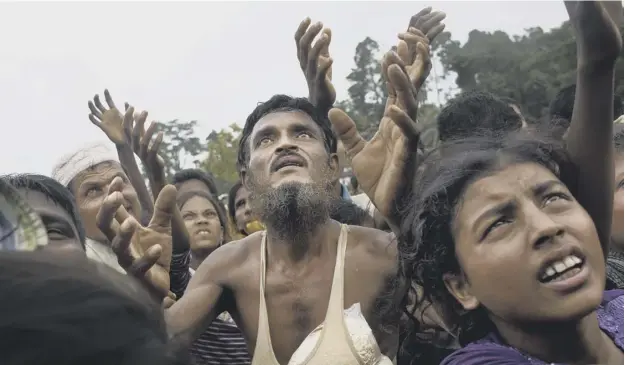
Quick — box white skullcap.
[51,141,119,187]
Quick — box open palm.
[328,9,444,219]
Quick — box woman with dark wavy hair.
[396,133,623,364]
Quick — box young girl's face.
[445,162,605,327]
[181,196,223,252]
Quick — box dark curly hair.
[236,94,337,173]
[171,169,219,197]
[395,131,576,351]
[437,90,523,143]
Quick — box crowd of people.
[0,1,623,364]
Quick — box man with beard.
[164,95,399,365]
[98,9,445,364]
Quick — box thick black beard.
[251,181,330,246]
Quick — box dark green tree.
[200,123,242,194]
[436,22,624,121]
[151,119,206,180]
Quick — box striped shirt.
[606,249,624,289]
[170,251,251,365]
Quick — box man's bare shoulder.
[345,225,397,274]
[192,232,264,283]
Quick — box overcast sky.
[0,1,569,175]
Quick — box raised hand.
[96,176,177,298]
[328,45,431,221]
[295,18,335,112]
[384,8,446,118]
[88,90,130,145]
[132,117,166,200]
[565,1,622,66]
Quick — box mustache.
[270,150,307,173]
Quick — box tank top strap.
[324,224,349,324]
[251,231,280,365]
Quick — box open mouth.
[271,155,306,172]
[195,229,211,236]
[539,254,585,283]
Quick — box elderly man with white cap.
[51,140,142,273]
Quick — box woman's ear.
[443,273,480,311]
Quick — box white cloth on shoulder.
[85,238,125,273]
[51,141,119,187]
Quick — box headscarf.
[51,141,119,187]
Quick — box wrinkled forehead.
[250,110,323,140]
[455,162,562,221]
[74,161,124,186]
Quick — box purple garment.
[441,290,624,365]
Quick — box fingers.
[162,296,176,310]
[133,112,148,154]
[88,101,102,119]
[104,89,117,110]
[420,12,446,40]
[123,106,134,141]
[388,105,420,142]
[140,122,158,160]
[129,244,161,278]
[397,39,412,66]
[328,108,366,159]
[388,63,419,119]
[298,21,323,70]
[89,114,101,128]
[316,56,333,85]
[426,23,446,42]
[115,205,132,226]
[398,28,427,65]
[412,42,432,88]
[409,7,432,30]
[381,52,398,102]
[308,32,330,79]
[320,28,332,75]
[93,94,108,114]
[398,29,427,45]
[148,131,164,167]
[96,191,124,241]
[149,184,178,229]
[294,17,312,62]
[111,217,138,268]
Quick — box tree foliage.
[435,21,624,121]
[200,123,242,194]
[151,119,205,180]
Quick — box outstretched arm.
[165,243,239,348]
[87,90,154,224]
[564,0,622,253]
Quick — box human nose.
[274,135,299,154]
[527,205,566,250]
